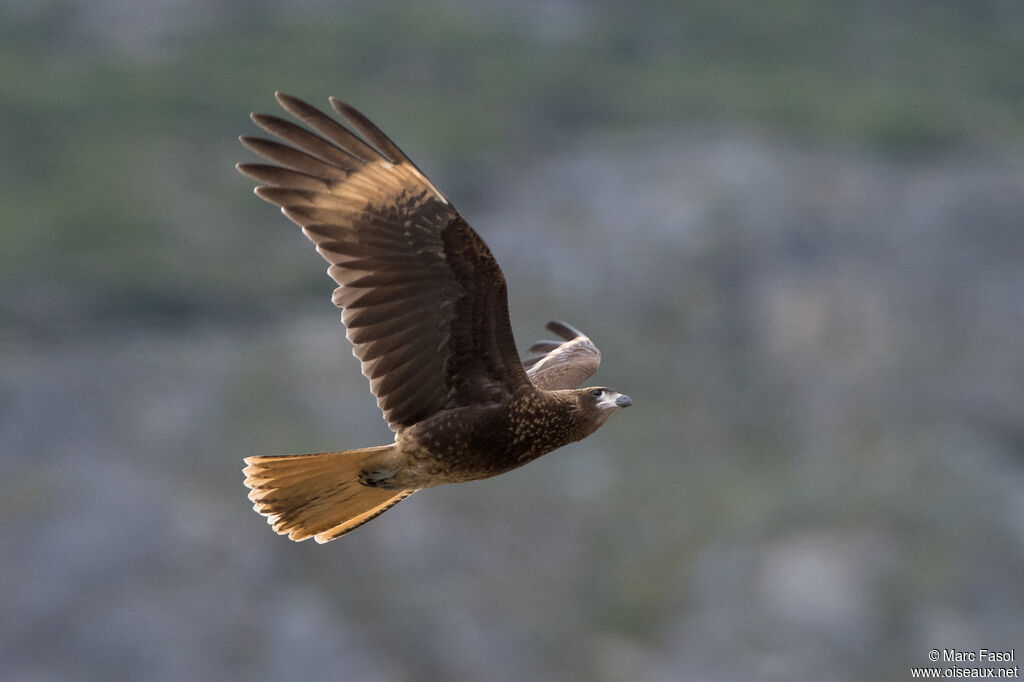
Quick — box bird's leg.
[358,468,399,488]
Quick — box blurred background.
[3,0,1023,679]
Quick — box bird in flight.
[237,93,631,542]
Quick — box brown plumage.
[237,93,631,542]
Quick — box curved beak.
[615,394,632,408]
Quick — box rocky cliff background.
[3,2,1023,680]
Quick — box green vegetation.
[3,1,1021,327]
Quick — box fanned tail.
[243,445,415,543]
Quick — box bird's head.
[577,386,632,428]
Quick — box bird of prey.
[237,93,631,542]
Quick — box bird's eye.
[590,388,603,397]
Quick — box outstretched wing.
[238,93,531,430]
[523,320,601,390]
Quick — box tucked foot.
[358,469,397,488]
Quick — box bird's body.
[386,387,615,488]
[238,94,630,542]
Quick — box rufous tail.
[243,445,416,543]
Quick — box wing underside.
[238,93,531,429]
[523,320,601,391]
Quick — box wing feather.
[250,114,364,171]
[237,164,332,191]
[239,94,530,429]
[328,98,412,165]
[276,93,383,162]
[346,314,431,345]
[523,320,602,390]
[239,137,350,181]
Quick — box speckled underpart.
[383,388,608,488]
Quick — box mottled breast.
[397,390,589,483]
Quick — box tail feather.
[243,445,416,543]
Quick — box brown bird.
[237,93,631,542]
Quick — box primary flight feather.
[238,93,631,542]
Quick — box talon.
[359,469,394,487]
